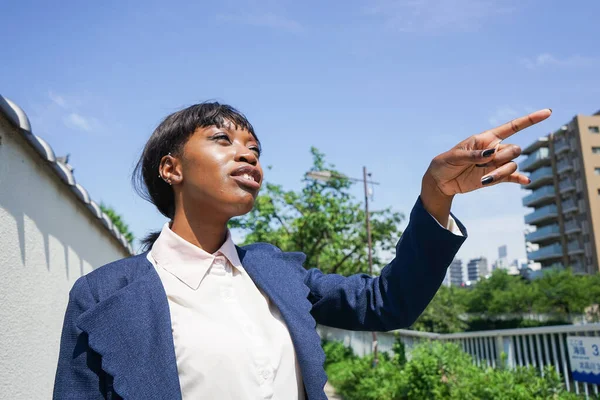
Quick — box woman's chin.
[228,195,256,216]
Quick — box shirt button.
[262,369,272,380]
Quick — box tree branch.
[306,230,328,260]
[330,244,362,274]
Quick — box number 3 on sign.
[594,344,599,357]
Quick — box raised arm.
[306,109,552,331]
[306,196,465,331]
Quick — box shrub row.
[323,339,589,399]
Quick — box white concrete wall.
[0,114,131,399]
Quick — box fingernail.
[482,148,496,157]
[548,108,552,113]
[527,177,532,184]
[481,176,494,185]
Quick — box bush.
[323,340,584,400]
[322,339,355,369]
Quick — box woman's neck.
[170,212,228,254]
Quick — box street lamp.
[306,166,380,367]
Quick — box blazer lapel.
[76,264,181,400]
[237,245,328,399]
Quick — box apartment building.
[467,257,488,282]
[521,110,600,274]
[449,258,464,286]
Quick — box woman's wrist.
[420,172,454,228]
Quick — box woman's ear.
[159,153,183,185]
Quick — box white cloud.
[521,53,597,70]
[43,91,100,133]
[217,12,303,33]
[48,91,67,108]
[64,113,93,132]
[364,0,516,33]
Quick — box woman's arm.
[53,277,105,400]
[306,196,465,331]
[306,109,552,331]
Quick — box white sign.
[567,336,600,384]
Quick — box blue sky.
[2,0,599,266]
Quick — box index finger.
[490,109,552,141]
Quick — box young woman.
[53,103,551,399]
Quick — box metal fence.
[318,324,600,397]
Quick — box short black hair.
[132,101,258,249]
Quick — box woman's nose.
[235,147,258,166]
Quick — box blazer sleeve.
[305,196,467,332]
[53,276,105,400]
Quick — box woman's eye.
[250,147,261,157]
[213,134,231,143]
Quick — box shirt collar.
[150,222,242,290]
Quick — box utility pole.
[363,166,378,367]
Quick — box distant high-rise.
[449,258,464,286]
[467,257,488,282]
[521,110,600,274]
[498,245,508,259]
[493,245,509,271]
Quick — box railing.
[526,167,553,189]
[560,179,576,193]
[568,241,584,255]
[523,185,555,207]
[557,159,574,174]
[528,243,563,261]
[524,204,558,225]
[318,324,600,396]
[562,199,578,214]
[565,220,581,234]
[555,140,570,154]
[525,224,560,243]
[520,147,551,172]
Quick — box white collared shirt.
[148,223,304,400]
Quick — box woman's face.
[172,122,263,219]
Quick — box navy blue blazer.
[53,198,466,399]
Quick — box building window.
[590,126,600,133]
[596,168,600,175]
[598,188,600,197]
[594,147,600,154]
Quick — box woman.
[53,102,551,399]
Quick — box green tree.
[100,203,135,244]
[534,268,592,317]
[465,269,518,314]
[501,279,540,315]
[230,147,404,275]
[411,285,468,333]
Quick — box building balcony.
[571,264,584,273]
[524,204,558,225]
[525,224,560,243]
[522,138,549,155]
[522,185,556,207]
[561,199,578,214]
[519,147,550,172]
[564,219,581,234]
[555,140,570,154]
[528,243,563,261]
[559,178,575,193]
[556,159,573,174]
[525,166,554,190]
[568,241,584,255]
[520,148,551,172]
